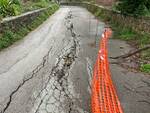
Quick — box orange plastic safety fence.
[91,28,124,113]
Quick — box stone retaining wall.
[0,7,49,33]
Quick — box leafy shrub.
[116,0,150,16]
[0,0,21,17]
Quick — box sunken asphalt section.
[0,6,105,113]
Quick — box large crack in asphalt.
[30,11,89,113]
[1,10,89,113]
[1,48,52,113]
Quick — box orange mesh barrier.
[91,28,124,113]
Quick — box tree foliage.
[116,0,150,15]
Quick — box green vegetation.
[0,0,55,18]
[111,24,150,47]
[22,0,53,12]
[0,0,21,17]
[140,64,150,74]
[116,0,150,16]
[0,4,59,51]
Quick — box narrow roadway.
[0,6,105,113]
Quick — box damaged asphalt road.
[0,5,150,113]
[0,6,105,113]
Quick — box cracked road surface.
[1,5,149,113]
[0,6,105,113]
